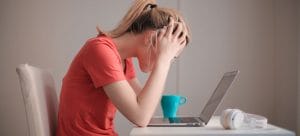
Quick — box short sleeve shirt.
[56,35,136,136]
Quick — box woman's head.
[107,0,190,43]
[98,0,191,73]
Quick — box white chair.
[16,64,58,136]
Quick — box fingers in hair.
[165,17,175,38]
[173,23,183,38]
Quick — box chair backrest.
[16,64,58,136]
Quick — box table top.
[130,116,295,136]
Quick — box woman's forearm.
[136,59,171,126]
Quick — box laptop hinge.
[198,115,208,125]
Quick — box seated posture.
[56,0,191,135]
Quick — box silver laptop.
[148,70,239,127]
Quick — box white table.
[130,116,295,136]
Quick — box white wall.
[274,0,298,131]
[0,0,298,136]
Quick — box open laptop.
[148,70,239,127]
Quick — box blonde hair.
[97,0,191,44]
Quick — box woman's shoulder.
[83,34,120,59]
[85,34,115,48]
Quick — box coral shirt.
[56,35,136,136]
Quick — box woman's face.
[136,30,157,73]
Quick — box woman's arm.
[103,59,170,127]
[128,78,143,95]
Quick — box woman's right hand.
[156,17,188,64]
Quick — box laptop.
[148,70,239,127]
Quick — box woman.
[56,0,191,135]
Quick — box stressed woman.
[56,0,191,135]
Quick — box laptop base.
[148,117,205,127]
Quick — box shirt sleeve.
[82,39,126,88]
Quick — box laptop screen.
[199,71,238,124]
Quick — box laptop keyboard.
[168,117,200,123]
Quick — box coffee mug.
[161,95,187,118]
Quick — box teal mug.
[161,95,187,118]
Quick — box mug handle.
[179,96,187,105]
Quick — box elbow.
[132,117,150,127]
[134,121,149,128]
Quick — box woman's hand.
[156,17,188,63]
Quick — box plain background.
[0,0,299,135]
